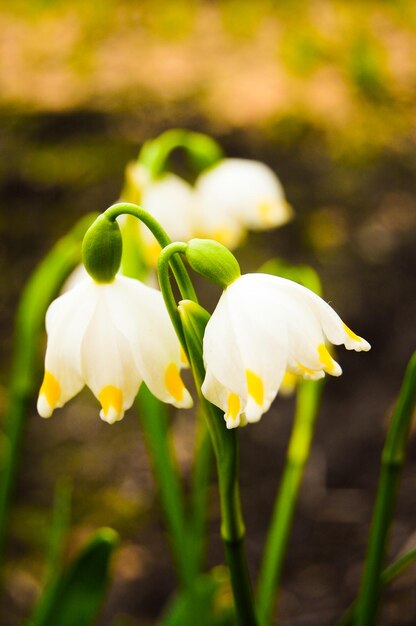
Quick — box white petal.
[80,286,142,422]
[108,277,193,409]
[201,370,243,429]
[258,274,370,353]
[195,158,291,233]
[203,276,289,423]
[140,173,196,243]
[38,279,97,416]
[250,274,344,376]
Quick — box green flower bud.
[82,215,122,283]
[186,239,240,289]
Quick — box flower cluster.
[38,263,369,427]
[122,158,292,264]
[37,143,370,427]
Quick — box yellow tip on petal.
[98,385,123,420]
[342,322,361,342]
[165,363,185,402]
[246,370,264,405]
[342,322,370,351]
[38,371,61,416]
[225,392,241,428]
[318,343,341,376]
[226,392,241,420]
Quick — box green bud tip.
[82,215,122,283]
[186,239,241,289]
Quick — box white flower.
[37,274,192,424]
[201,273,370,429]
[122,169,196,266]
[194,159,293,248]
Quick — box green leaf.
[28,528,119,626]
[161,569,234,626]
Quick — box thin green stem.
[136,386,194,590]
[157,241,189,348]
[159,242,258,623]
[138,129,223,179]
[356,352,416,626]
[0,215,96,596]
[336,546,416,626]
[188,412,212,577]
[177,300,258,626]
[256,380,323,626]
[104,202,196,303]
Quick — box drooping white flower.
[194,159,293,248]
[121,169,197,266]
[201,273,370,429]
[37,274,192,424]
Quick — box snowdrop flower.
[201,273,370,429]
[194,159,293,248]
[37,274,192,424]
[122,166,196,267]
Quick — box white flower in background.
[194,159,293,248]
[37,274,192,424]
[121,167,196,266]
[201,273,370,429]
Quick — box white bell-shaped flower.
[194,159,293,249]
[201,273,370,429]
[136,172,196,266]
[37,274,192,424]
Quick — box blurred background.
[1,1,416,624]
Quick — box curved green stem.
[104,203,197,305]
[157,241,189,348]
[138,129,223,180]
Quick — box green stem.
[138,129,223,180]
[159,242,258,624]
[188,413,212,577]
[136,386,193,590]
[104,204,195,347]
[43,480,72,587]
[337,546,416,626]
[356,352,416,626]
[175,298,258,626]
[0,214,96,591]
[256,379,323,626]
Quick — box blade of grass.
[28,528,118,626]
[355,352,416,626]
[337,545,416,626]
[135,386,192,590]
[256,379,323,626]
[42,479,72,588]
